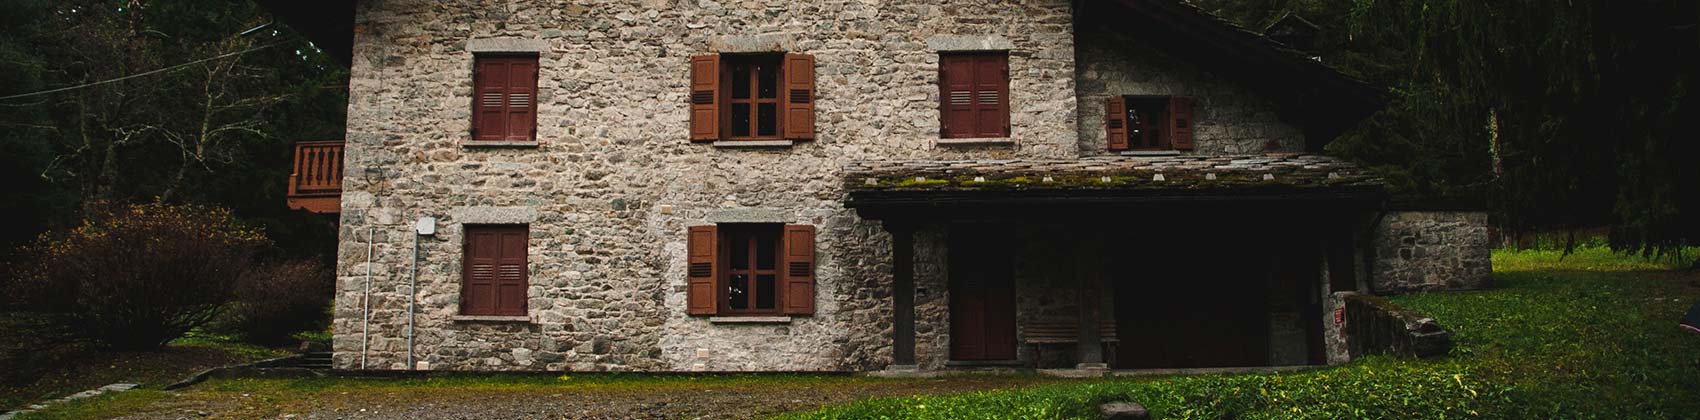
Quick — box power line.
[0,40,285,103]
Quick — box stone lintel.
[705,208,789,224]
[707,316,792,324]
[451,206,538,225]
[926,35,1015,52]
[708,34,795,53]
[466,37,548,54]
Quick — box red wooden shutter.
[689,55,721,142]
[939,55,974,138]
[472,56,539,142]
[462,225,528,316]
[972,54,1009,138]
[781,53,815,140]
[1105,97,1129,151]
[781,225,816,315]
[1169,96,1195,150]
[686,225,719,315]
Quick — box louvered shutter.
[781,225,816,315]
[781,53,815,140]
[686,225,719,315]
[1169,96,1195,150]
[472,56,539,142]
[462,226,528,316]
[939,55,975,138]
[689,55,721,142]
[494,228,529,316]
[972,54,1009,137]
[1105,97,1129,151]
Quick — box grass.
[779,246,1700,419]
[1,331,287,414]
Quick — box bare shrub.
[214,258,333,345]
[13,202,268,350]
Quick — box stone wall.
[332,0,1081,372]
[1372,211,1492,293]
[1073,24,1306,156]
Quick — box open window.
[689,53,815,142]
[686,224,816,316]
[1105,96,1194,151]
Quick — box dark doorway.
[1113,231,1273,369]
[948,227,1018,361]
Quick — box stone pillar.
[1074,231,1107,370]
[887,222,917,369]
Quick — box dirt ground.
[111,375,1067,420]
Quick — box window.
[686,224,816,316]
[1105,96,1195,151]
[472,55,539,142]
[689,54,816,142]
[461,225,528,316]
[938,52,1009,138]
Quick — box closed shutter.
[972,54,1009,137]
[939,53,1009,138]
[462,225,528,316]
[1169,96,1195,150]
[689,55,721,142]
[781,225,816,315]
[686,225,719,315]
[781,53,815,140]
[472,56,538,142]
[1105,97,1129,151]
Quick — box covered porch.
[846,154,1384,373]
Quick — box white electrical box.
[415,216,436,236]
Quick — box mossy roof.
[844,153,1382,193]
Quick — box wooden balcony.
[287,141,343,214]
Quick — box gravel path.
[114,375,1065,419]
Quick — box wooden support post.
[1075,230,1106,369]
[888,222,917,368]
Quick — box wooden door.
[949,229,1017,361]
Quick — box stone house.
[270,0,1491,373]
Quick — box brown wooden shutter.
[972,54,1010,138]
[781,224,816,315]
[689,55,721,142]
[686,225,719,315]
[1169,96,1195,150]
[939,55,974,138]
[1105,97,1129,151]
[472,56,539,142]
[781,53,815,140]
[462,225,528,316]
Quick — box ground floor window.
[685,223,816,316]
[461,225,528,316]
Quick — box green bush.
[211,258,334,345]
[10,202,269,350]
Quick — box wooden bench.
[1024,321,1119,368]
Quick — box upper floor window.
[472,55,539,142]
[1105,96,1194,152]
[689,54,816,142]
[938,52,1009,139]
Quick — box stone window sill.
[707,316,793,324]
[937,138,1014,146]
[712,140,795,148]
[463,141,541,148]
[452,315,531,323]
[1120,150,1180,156]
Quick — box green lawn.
[780,247,1700,419]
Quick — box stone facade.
[1372,211,1492,293]
[330,0,1375,373]
[1074,24,1306,156]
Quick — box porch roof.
[843,154,1384,219]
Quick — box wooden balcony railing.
[286,141,343,213]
